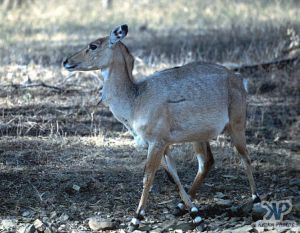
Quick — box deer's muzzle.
[63,58,78,70]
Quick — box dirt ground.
[0,1,300,232]
[0,60,299,233]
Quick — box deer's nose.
[63,59,68,66]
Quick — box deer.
[63,24,261,231]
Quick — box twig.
[228,55,300,73]
[11,81,64,92]
[28,180,44,203]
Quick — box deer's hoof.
[128,218,140,232]
[173,202,188,217]
[190,207,204,226]
[252,193,261,204]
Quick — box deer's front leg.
[129,141,166,231]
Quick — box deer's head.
[63,25,128,71]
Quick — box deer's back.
[137,62,231,108]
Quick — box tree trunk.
[102,0,113,9]
[1,0,33,10]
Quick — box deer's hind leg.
[188,142,214,199]
[161,146,176,184]
[228,80,260,204]
[175,142,214,217]
[229,123,260,204]
[161,148,203,225]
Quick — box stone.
[254,226,265,233]
[48,223,58,233]
[174,221,194,232]
[50,211,57,219]
[289,178,300,187]
[33,219,46,232]
[72,184,81,192]
[1,219,17,230]
[252,204,268,220]
[195,223,205,232]
[277,227,290,233]
[22,210,35,218]
[231,225,252,233]
[17,224,36,233]
[229,217,241,224]
[149,228,163,233]
[292,195,300,214]
[222,230,232,233]
[138,224,152,232]
[88,217,117,231]
[43,227,52,233]
[59,213,69,222]
[174,230,183,233]
[159,219,176,231]
[214,198,233,207]
[240,201,253,214]
[214,192,226,199]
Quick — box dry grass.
[0,0,300,66]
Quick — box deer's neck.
[101,60,137,125]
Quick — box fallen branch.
[11,81,64,92]
[227,55,300,73]
[0,81,102,95]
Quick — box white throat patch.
[101,68,110,81]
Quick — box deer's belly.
[169,112,229,142]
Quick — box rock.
[252,204,268,220]
[277,227,290,233]
[165,214,175,220]
[230,205,242,215]
[43,227,52,233]
[159,219,176,231]
[57,224,66,232]
[48,223,58,233]
[22,210,35,218]
[149,228,163,233]
[88,217,117,231]
[222,230,232,233]
[72,184,81,192]
[229,217,241,226]
[195,222,205,232]
[1,219,17,230]
[231,224,252,233]
[42,217,50,223]
[214,192,226,199]
[50,211,57,219]
[292,196,300,214]
[174,230,183,233]
[289,178,300,187]
[214,198,233,207]
[174,221,194,232]
[33,219,46,232]
[17,224,36,233]
[254,226,265,233]
[139,223,152,232]
[271,174,279,182]
[240,201,253,214]
[59,213,69,222]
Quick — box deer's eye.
[89,44,97,50]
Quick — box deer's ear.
[109,24,128,47]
